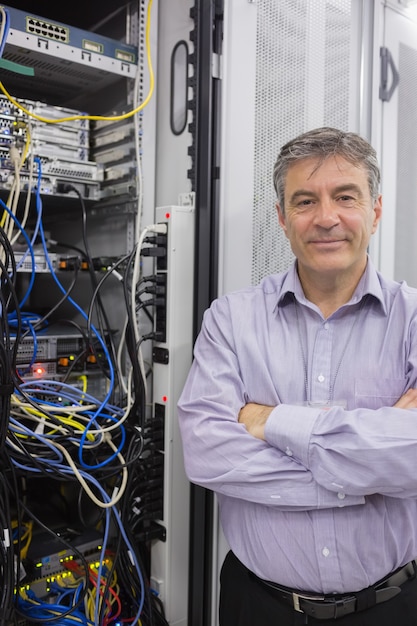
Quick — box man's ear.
[276,203,287,234]
[371,194,382,234]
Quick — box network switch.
[0,4,137,77]
[22,528,103,598]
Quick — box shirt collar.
[276,256,387,314]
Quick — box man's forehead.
[285,155,367,183]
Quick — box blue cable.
[18,374,126,470]
[8,417,65,464]
[8,155,117,468]
[36,217,119,467]
[18,379,124,416]
[0,8,10,58]
[9,400,126,467]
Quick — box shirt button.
[322,547,330,557]
[285,447,293,457]
[318,374,325,382]
[324,322,329,330]
[337,492,345,500]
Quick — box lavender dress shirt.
[177,257,417,594]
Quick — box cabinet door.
[219,0,372,296]
[378,3,417,286]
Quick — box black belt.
[251,560,417,620]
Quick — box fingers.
[394,388,417,409]
[238,403,274,440]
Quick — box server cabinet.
[0,3,176,625]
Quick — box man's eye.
[298,199,313,206]
[339,195,355,202]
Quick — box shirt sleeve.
[178,298,364,510]
[264,403,417,498]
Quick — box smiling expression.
[277,155,382,287]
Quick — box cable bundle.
[0,137,169,626]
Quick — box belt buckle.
[292,591,325,613]
[292,592,303,612]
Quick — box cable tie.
[127,550,135,566]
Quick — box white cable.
[56,439,128,508]
[10,124,34,245]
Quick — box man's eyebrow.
[288,183,363,204]
[288,189,315,204]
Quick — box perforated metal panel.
[252,0,353,284]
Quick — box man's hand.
[394,388,417,409]
[238,403,275,440]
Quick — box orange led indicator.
[165,212,171,219]
[162,395,168,403]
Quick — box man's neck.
[298,265,366,318]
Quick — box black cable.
[20,260,81,340]
[62,184,121,403]
[0,473,15,625]
[85,251,132,403]
[48,239,87,260]
[120,247,147,428]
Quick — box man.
[177,127,417,624]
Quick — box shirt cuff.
[264,403,322,467]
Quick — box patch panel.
[25,16,69,44]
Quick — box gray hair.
[273,127,381,212]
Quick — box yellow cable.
[0,0,154,124]
[78,374,88,396]
[10,396,95,441]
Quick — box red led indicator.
[162,395,168,403]
[165,212,171,219]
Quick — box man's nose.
[312,199,340,227]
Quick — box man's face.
[277,155,382,283]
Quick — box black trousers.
[219,551,417,626]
